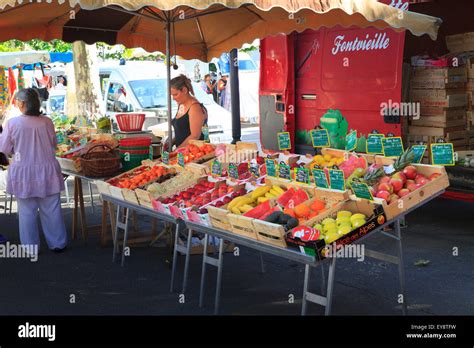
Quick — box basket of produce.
[116,113,146,132]
[80,144,121,178]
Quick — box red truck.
[259,0,409,154]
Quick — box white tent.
[0,51,50,67]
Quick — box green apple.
[323,222,337,232]
[314,223,323,231]
[351,219,366,228]
[336,217,351,225]
[322,218,336,226]
[324,231,340,244]
[350,213,366,224]
[337,210,352,219]
[337,225,353,235]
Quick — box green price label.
[278,162,291,180]
[382,137,404,157]
[312,169,329,189]
[277,132,291,151]
[228,163,239,180]
[162,151,169,165]
[310,129,330,148]
[366,134,384,154]
[345,130,357,151]
[202,126,210,143]
[149,145,154,160]
[295,167,310,184]
[328,169,346,191]
[411,145,427,164]
[79,137,88,146]
[177,153,185,167]
[265,159,277,177]
[56,133,65,144]
[249,163,260,178]
[431,143,454,166]
[211,160,222,176]
[350,182,374,201]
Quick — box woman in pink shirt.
[0,88,67,252]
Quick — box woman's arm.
[0,121,14,156]
[177,104,207,148]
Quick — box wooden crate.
[95,180,111,195]
[411,66,467,80]
[373,164,449,220]
[418,107,465,117]
[410,110,466,128]
[446,32,474,53]
[410,94,468,108]
[252,220,287,247]
[207,205,232,231]
[227,214,258,239]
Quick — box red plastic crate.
[119,137,152,147]
[116,113,145,132]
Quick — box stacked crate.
[408,66,469,163]
[466,57,474,147]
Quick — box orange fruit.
[294,203,311,219]
[310,199,326,212]
[283,208,296,218]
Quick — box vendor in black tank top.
[165,74,208,150]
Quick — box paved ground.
[0,179,473,316]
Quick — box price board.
[265,159,277,177]
[177,153,185,167]
[278,162,291,180]
[411,145,427,164]
[249,163,260,178]
[345,130,357,151]
[328,169,345,191]
[211,160,222,176]
[366,134,384,154]
[162,151,169,165]
[312,169,329,189]
[202,126,210,142]
[277,132,291,151]
[295,167,310,184]
[350,182,374,201]
[310,129,330,148]
[228,163,238,180]
[431,143,454,166]
[382,137,404,157]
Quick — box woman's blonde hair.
[170,74,194,96]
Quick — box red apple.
[406,182,418,192]
[376,190,391,201]
[389,178,403,193]
[429,173,441,181]
[378,182,394,194]
[380,176,391,184]
[389,193,399,203]
[405,179,415,186]
[392,172,407,184]
[402,165,417,180]
[415,174,430,186]
[398,188,410,198]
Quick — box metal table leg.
[170,223,180,293]
[214,238,225,315]
[395,219,407,315]
[112,205,130,266]
[182,229,193,293]
[259,252,266,274]
[301,264,310,316]
[88,182,95,215]
[325,256,337,316]
[121,208,130,267]
[199,233,209,307]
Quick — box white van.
[98,61,232,134]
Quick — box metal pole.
[395,219,407,315]
[229,48,241,144]
[199,233,209,308]
[166,20,173,150]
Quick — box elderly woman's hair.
[15,88,42,116]
[170,74,194,96]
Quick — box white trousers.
[17,193,67,249]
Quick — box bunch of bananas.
[227,185,286,215]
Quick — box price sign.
[177,153,185,167]
[265,159,277,177]
[278,162,291,180]
[163,205,171,215]
[328,169,345,191]
[382,137,404,157]
[228,163,239,180]
[345,130,357,151]
[312,169,329,189]
[431,143,454,166]
[366,134,384,154]
[310,129,330,148]
[295,167,310,184]
[249,163,260,178]
[149,145,154,160]
[211,160,222,176]
[411,145,427,164]
[202,126,210,143]
[79,137,88,146]
[350,182,374,201]
[56,133,65,144]
[162,151,169,165]
[277,132,291,151]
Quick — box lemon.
[335,157,345,165]
[337,225,353,235]
[313,155,324,165]
[323,154,332,162]
[337,210,353,219]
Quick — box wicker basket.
[80,144,121,178]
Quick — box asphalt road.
[0,183,473,316]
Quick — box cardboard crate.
[446,32,474,53]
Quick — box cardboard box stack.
[446,31,474,148]
[408,66,469,163]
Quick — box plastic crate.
[119,136,152,147]
[116,113,146,132]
